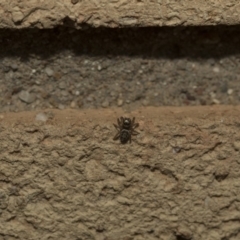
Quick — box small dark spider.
[113,117,139,144]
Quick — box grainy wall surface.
[0,106,240,239]
[1,26,240,112]
[1,0,240,28]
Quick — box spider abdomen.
[120,129,130,144]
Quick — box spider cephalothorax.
[113,117,139,144]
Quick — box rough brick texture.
[1,0,240,28]
[0,107,240,239]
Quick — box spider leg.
[133,123,139,129]
[120,117,124,125]
[129,134,132,143]
[113,123,119,130]
[132,117,135,125]
[132,130,139,135]
[118,117,122,126]
[132,117,135,126]
[113,132,120,140]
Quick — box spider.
[113,117,139,144]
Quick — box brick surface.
[1,0,240,28]
[0,106,239,239]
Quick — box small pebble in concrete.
[35,112,48,122]
[19,90,36,104]
[58,104,65,110]
[45,67,54,77]
[212,98,220,104]
[86,96,93,102]
[142,99,149,106]
[11,64,18,71]
[213,67,220,73]
[59,82,66,90]
[70,101,76,108]
[117,99,123,106]
[227,89,233,95]
[102,100,109,108]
